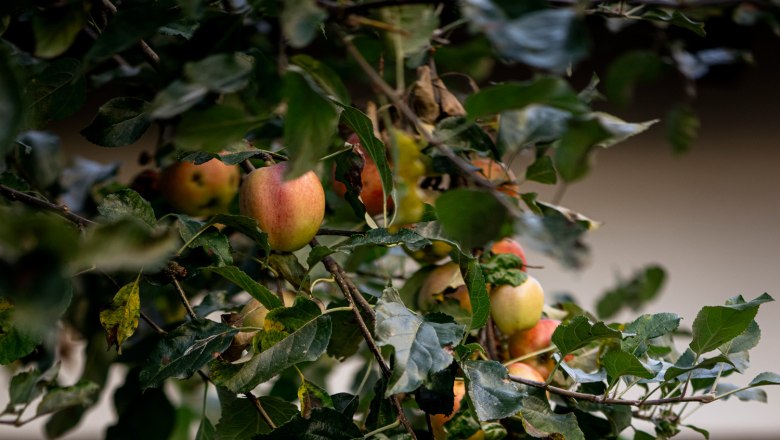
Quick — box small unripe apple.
[417,262,471,313]
[490,275,544,335]
[240,163,325,252]
[160,158,240,216]
[470,157,519,197]
[333,134,393,216]
[490,238,527,271]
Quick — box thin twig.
[171,277,198,320]
[0,184,95,229]
[99,0,160,69]
[317,227,363,236]
[509,375,715,407]
[245,391,276,429]
[140,311,167,334]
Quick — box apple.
[490,238,527,271]
[417,262,471,313]
[508,318,559,359]
[234,291,297,346]
[471,157,519,197]
[489,275,544,335]
[506,361,545,383]
[430,381,484,440]
[333,134,393,217]
[404,240,454,264]
[159,158,240,216]
[240,163,325,252]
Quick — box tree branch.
[0,184,96,229]
[170,277,198,320]
[311,238,417,439]
[99,0,160,69]
[140,311,167,334]
[245,391,277,429]
[509,375,716,407]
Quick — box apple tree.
[1,0,779,439]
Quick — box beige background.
[2,57,779,440]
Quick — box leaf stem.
[245,391,276,429]
[364,419,401,438]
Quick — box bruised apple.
[160,158,240,216]
[333,134,393,216]
[417,262,471,313]
[491,238,527,271]
[490,275,544,335]
[240,163,325,252]
[471,157,519,197]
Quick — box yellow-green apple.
[234,291,297,346]
[240,163,325,252]
[160,158,240,216]
[471,157,519,198]
[490,238,527,271]
[333,134,393,216]
[489,275,544,335]
[417,262,471,313]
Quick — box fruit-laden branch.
[0,184,96,229]
[312,238,418,439]
[339,33,523,218]
[509,375,716,407]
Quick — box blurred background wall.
[2,22,779,440]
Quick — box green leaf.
[206,266,283,310]
[461,4,587,73]
[81,97,151,148]
[326,308,366,361]
[209,214,270,253]
[435,117,499,157]
[331,393,359,419]
[36,380,100,416]
[195,417,216,440]
[0,299,40,365]
[498,106,571,153]
[622,312,681,356]
[149,81,209,119]
[551,316,622,356]
[0,47,24,157]
[32,3,86,58]
[461,258,490,331]
[605,51,668,106]
[98,189,156,227]
[215,388,297,439]
[6,364,58,412]
[480,253,528,287]
[719,319,759,354]
[642,8,706,36]
[307,245,335,272]
[290,55,350,105]
[338,106,393,205]
[748,371,780,387]
[255,407,363,439]
[715,383,767,402]
[333,228,430,252]
[175,105,262,152]
[211,314,331,393]
[380,5,439,58]
[525,156,557,184]
[28,58,86,123]
[664,350,735,381]
[465,77,588,120]
[374,287,457,396]
[260,297,321,348]
[84,3,180,64]
[298,380,333,418]
[683,424,710,439]
[554,118,611,183]
[602,349,655,384]
[280,0,327,48]
[282,69,340,179]
[461,360,524,422]
[515,208,590,270]
[436,189,508,250]
[517,396,585,440]
[689,293,774,355]
[596,266,666,319]
[139,318,238,390]
[184,53,254,93]
[666,104,699,155]
[267,253,309,292]
[99,275,141,354]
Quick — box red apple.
[506,361,545,383]
[490,275,544,335]
[160,158,240,216]
[240,163,325,252]
[332,134,393,216]
[490,238,527,271]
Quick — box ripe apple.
[417,262,471,313]
[508,318,560,359]
[160,158,240,216]
[332,134,393,217]
[430,381,484,440]
[490,238,527,271]
[240,163,325,252]
[489,275,544,335]
[506,361,545,383]
[471,157,519,197]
